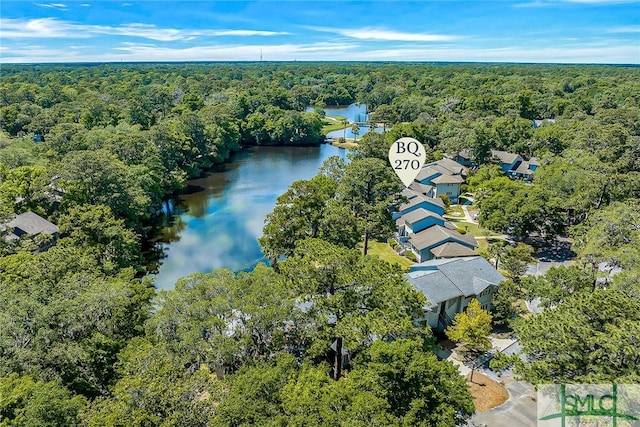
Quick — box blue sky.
[1,1,639,64]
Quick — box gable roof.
[429,241,478,258]
[528,157,540,167]
[512,161,534,176]
[416,165,444,182]
[396,208,445,227]
[7,212,59,237]
[491,150,521,165]
[405,256,505,307]
[399,194,445,212]
[408,182,435,196]
[408,225,478,251]
[428,158,466,175]
[430,174,465,184]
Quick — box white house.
[405,257,505,331]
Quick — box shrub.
[405,251,417,262]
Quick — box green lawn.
[321,116,349,134]
[447,219,499,238]
[367,241,414,270]
[444,204,464,219]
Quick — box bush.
[405,251,417,262]
[456,227,467,234]
[388,238,399,250]
[438,194,451,208]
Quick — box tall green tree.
[280,239,426,379]
[259,174,358,266]
[82,338,225,427]
[336,157,403,255]
[511,289,640,384]
[351,338,475,426]
[0,247,153,397]
[146,264,298,377]
[0,374,86,427]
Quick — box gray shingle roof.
[399,194,445,212]
[406,270,463,308]
[512,161,533,175]
[408,182,435,196]
[427,158,466,175]
[491,150,521,165]
[401,208,444,226]
[416,165,443,182]
[7,212,59,236]
[408,225,478,251]
[405,256,505,307]
[429,242,478,258]
[430,174,465,184]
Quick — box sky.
[1,0,639,64]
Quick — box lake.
[309,103,383,139]
[151,144,347,290]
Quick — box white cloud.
[1,40,637,64]
[0,18,289,41]
[607,25,640,33]
[37,3,67,10]
[307,26,460,42]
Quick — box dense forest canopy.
[0,62,639,425]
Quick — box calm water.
[151,144,347,290]
[310,103,370,123]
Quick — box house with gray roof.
[395,193,445,219]
[415,158,467,203]
[4,211,59,251]
[407,224,478,262]
[491,150,523,173]
[396,208,446,236]
[405,256,505,330]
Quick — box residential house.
[453,149,473,168]
[4,211,59,251]
[405,256,505,330]
[396,208,446,237]
[491,150,523,174]
[407,224,478,263]
[394,193,446,219]
[414,158,467,203]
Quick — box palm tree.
[342,118,348,141]
[351,124,360,142]
[488,240,508,269]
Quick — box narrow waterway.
[151,144,347,290]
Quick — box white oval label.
[388,137,426,187]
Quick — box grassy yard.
[448,219,499,238]
[445,205,464,218]
[321,115,348,134]
[367,241,414,270]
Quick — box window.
[447,299,456,309]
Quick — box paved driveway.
[471,372,538,427]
